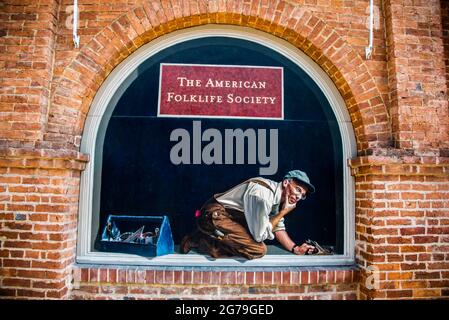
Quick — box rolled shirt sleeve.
[272,216,285,233]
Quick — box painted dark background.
[95,37,344,254]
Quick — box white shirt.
[215,177,285,242]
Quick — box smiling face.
[282,178,308,205]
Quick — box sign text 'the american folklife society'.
[158,63,283,119]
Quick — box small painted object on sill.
[304,239,334,255]
[100,215,174,257]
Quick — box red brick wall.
[0,0,448,300]
[71,267,358,300]
[443,0,449,98]
[0,0,59,143]
[350,155,449,299]
[384,0,449,155]
[0,150,87,298]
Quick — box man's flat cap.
[284,170,315,194]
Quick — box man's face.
[282,179,308,205]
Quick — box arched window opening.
[77,26,356,267]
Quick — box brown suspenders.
[249,178,276,194]
[213,178,275,200]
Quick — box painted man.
[180,170,317,259]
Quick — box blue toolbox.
[100,215,174,256]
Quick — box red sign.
[158,64,283,119]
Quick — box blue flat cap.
[283,170,315,194]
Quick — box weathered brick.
[0,0,447,302]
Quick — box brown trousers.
[194,197,267,260]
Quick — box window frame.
[76,25,356,267]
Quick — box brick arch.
[48,0,391,154]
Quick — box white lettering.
[170,121,279,175]
[176,77,202,87]
[226,94,277,104]
[165,93,223,103]
[175,304,210,318]
[204,78,267,89]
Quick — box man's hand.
[292,243,316,255]
[282,197,297,212]
[281,183,299,213]
[270,201,296,230]
[270,190,298,231]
